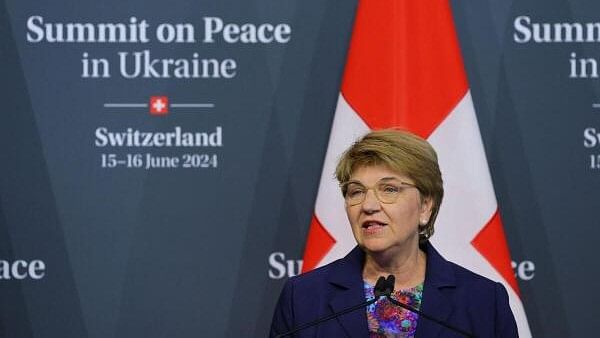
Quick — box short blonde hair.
[335,129,443,242]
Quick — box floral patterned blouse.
[363,281,424,337]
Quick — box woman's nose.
[361,189,381,212]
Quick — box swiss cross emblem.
[149,96,169,115]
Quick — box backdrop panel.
[1,0,599,337]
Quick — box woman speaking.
[270,129,517,338]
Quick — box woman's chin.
[360,238,392,253]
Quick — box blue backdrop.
[1,0,599,336]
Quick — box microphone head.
[385,275,395,295]
[374,276,387,298]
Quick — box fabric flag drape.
[301,1,532,336]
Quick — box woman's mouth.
[361,221,387,234]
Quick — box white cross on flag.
[301,1,532,336]
[150,96,169,115]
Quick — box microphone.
[374,275,391,297]
[274,277,389,338]
[381,274,475,338]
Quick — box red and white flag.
[301,1,531,336]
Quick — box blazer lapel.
[329,290,369,338]
[327,247,369,338]
[415,243,456,338]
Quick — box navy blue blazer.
[270,242,518,337]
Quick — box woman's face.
[344,165,433,255]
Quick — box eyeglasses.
[341,179,418,206]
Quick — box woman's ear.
[420,196,434,222]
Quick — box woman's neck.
[363,245,426,290]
